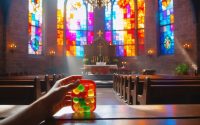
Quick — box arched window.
[159,0,174,55]
[105,0,145,57]
[57,0,94,57]
[28,0,43,55]
[57,0,65,46]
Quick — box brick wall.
[2,0,199,75]
[5,0,47,74]
[4,0,77,75]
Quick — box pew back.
[138,78,200,104]
[0,77,41,105]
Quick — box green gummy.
[79,98,86,107]
[83,106,91,112]
[73,97,79,103]
[80,102,86,107]
[77,84,85,92]
[84,112,91,119]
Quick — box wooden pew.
[112,73,117,91]
[125,75,132,104]
[114,74,121,94]
[119,75,124,98]
[116,74,121,94]
[122,75,129,102]
[0,74,52,93]
[125,74,200,105]
[137,77,200,104]
[0,77,42,105]
[50,74,65,87]
[125,76,139,105]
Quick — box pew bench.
[138,78,200,104]
[0,77,43,105]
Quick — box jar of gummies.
[71,79,96,113]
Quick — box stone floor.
[96,88,125,105]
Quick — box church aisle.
[96,88,126,105]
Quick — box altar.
[83,64,118,75]
[82,32,118,75]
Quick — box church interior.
[0,0,200,125]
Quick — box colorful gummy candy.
[71,79,96,113]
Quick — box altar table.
[83,65,118,74]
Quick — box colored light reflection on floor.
[53,106,96,119]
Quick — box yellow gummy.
[90,97,95,103]
[79,107,84,113]
[73,88,80,95]
[85,97,91,104]
[88,103,95,111]
[73,103,80,111]
[88,89,94,97]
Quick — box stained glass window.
[28,0,43,55]
[65,0,94,57]
[57,0,65,46]
[137,0,145,55]
[159,0,174,55]
[105,0,145,57]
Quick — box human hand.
[42,75,82,115]
[0,75,82,125]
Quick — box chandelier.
[85,0,111,8]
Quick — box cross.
[97,43,103,56]
[97,30,103,37]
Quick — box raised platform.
[83,74,113,88]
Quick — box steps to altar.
[83,74,113,88]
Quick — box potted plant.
[175,63,189,75]
[83,58,89,65]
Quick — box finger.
[60,75,82,84]
[55,75,82,87]
[60,79,80,93]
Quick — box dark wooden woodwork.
[84,37,116,57]
[0,74,54,92]
[115,74,200,105]
[119,75,124,98]
[138,77,200,104]
[122,75,129,101]
[84,37,116,65]
[125,75,132,104]
[113,73,117,91]
[0,77,42,104]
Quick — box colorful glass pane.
[159,0,174,55]
[138,29,144,54]
[87,4,94,44]
[137,0,145,55]
[113,0,135,57]
[105,0,145,57]
[28,0,42,55]
[137,0,145,29]
[57,0,65,46]
[105,2,112,43]
[66,0,94,57]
